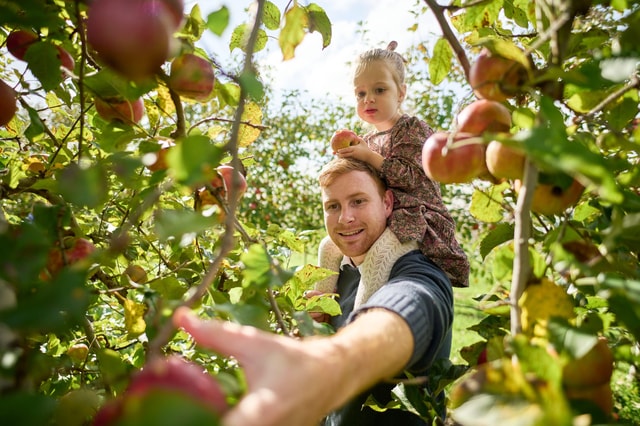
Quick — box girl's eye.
[356,91,365,99]
[375,88,386,94]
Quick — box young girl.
[316,41,469,292]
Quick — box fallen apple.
[485,140,526,180]
[469,48,528,102]
[6,29,39,60]
[94,96,145,124]
[456,99,511,134]
[87,0,175,81]
[330,129,360,152]
[0,79,17,127]
[168,53,215,101]
[421,131,487,183]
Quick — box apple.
[330,129,360,152]
[67,343,89,363]
[515,177,584,216]
[6,29,39,60]
[56,45,75,73]
[124,264,148,283]
[0,79,17,127]
[168,53,215,101]
[485,140,526,180]
[198,165,247,205]
[87,0,175,81]
[421,131,487,183]
[43,237,96,278]
[94,96,145,124]
[456,99,511,134]
[94,355,227,425]
[565,381,614,416]
[160,0,185,29]
[469,48,528,102]
[562,337,614,388]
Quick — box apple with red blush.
[421,131,487,184]
[168,53,215,102]
[330,129,360,153]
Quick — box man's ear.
[383,189,394,216]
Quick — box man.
[173,158,454,426]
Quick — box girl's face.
[353,60,406,132]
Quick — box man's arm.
[173,306,413,426]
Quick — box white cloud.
[193,1,440,102]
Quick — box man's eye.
[354,199,365,205]
[325,204,338,211]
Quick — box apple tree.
[409,0,640,423]
[0,0,339,424]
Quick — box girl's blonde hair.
[353,41,406,91]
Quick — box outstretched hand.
[172,307,345,426]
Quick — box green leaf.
[262,1,281,31]
[166,135,224,187]
[238,70,265,101]
[480,223,515,260]
[519,97,625,204]
[306,3,332,49]
[279,4,307,60]
[0,392,57,426]
[56,162,109,208]
[149,277,189,300]
[23,41,63,91]
[470,183,508,223]
[153,209,219,241]
[240,244,273,289]
[429,37,452,85]
[206,6,230,36]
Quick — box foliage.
[0,0,639,425]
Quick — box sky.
[190,0,442,104]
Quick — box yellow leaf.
[279,5,307,60]
[124,299,146,337]
[519,278,575,337]
[238,101,263,147]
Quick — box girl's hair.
[353,41,406,91]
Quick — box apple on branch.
[456,99,512,134]
[93,355,228,425]
[485,140,526,180]
[330,129,360,153]
[6,29,39,60]
[87,0,177,81]
[94,96,145,124]
[41,237,96,279]
[168,53,215,102]
[0,79,17,127]
[514,174,584,216]
[421,131,487,184]
[469,48,528,102]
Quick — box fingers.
[173,307,265,361]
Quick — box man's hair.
[318,158,387,197]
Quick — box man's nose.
[338,207,355,224]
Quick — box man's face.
[322,170,393,265]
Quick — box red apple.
[6,29,39,60]
[0,79,17,127]
[145,138,175,172]
[330,129,360,152]
[87,0,175,81]
[198,165,247,207]
[421,131,487,183]
[562,337,614,388]
[94,96,145,124]
[43,237,96,278]
[514,177,584,215]
[469,48,528,102]
[168,53,215,101]
[160,0,185,29]
[94,355,227,425]
[56,45,75,73]
[485,140,526,180]
[67,343,89,363]
[565,381,614,416]
[456,99,511,134]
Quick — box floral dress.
[364,114,470,287]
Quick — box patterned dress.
[364,114,470,287]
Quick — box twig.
[422,0,471,81]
